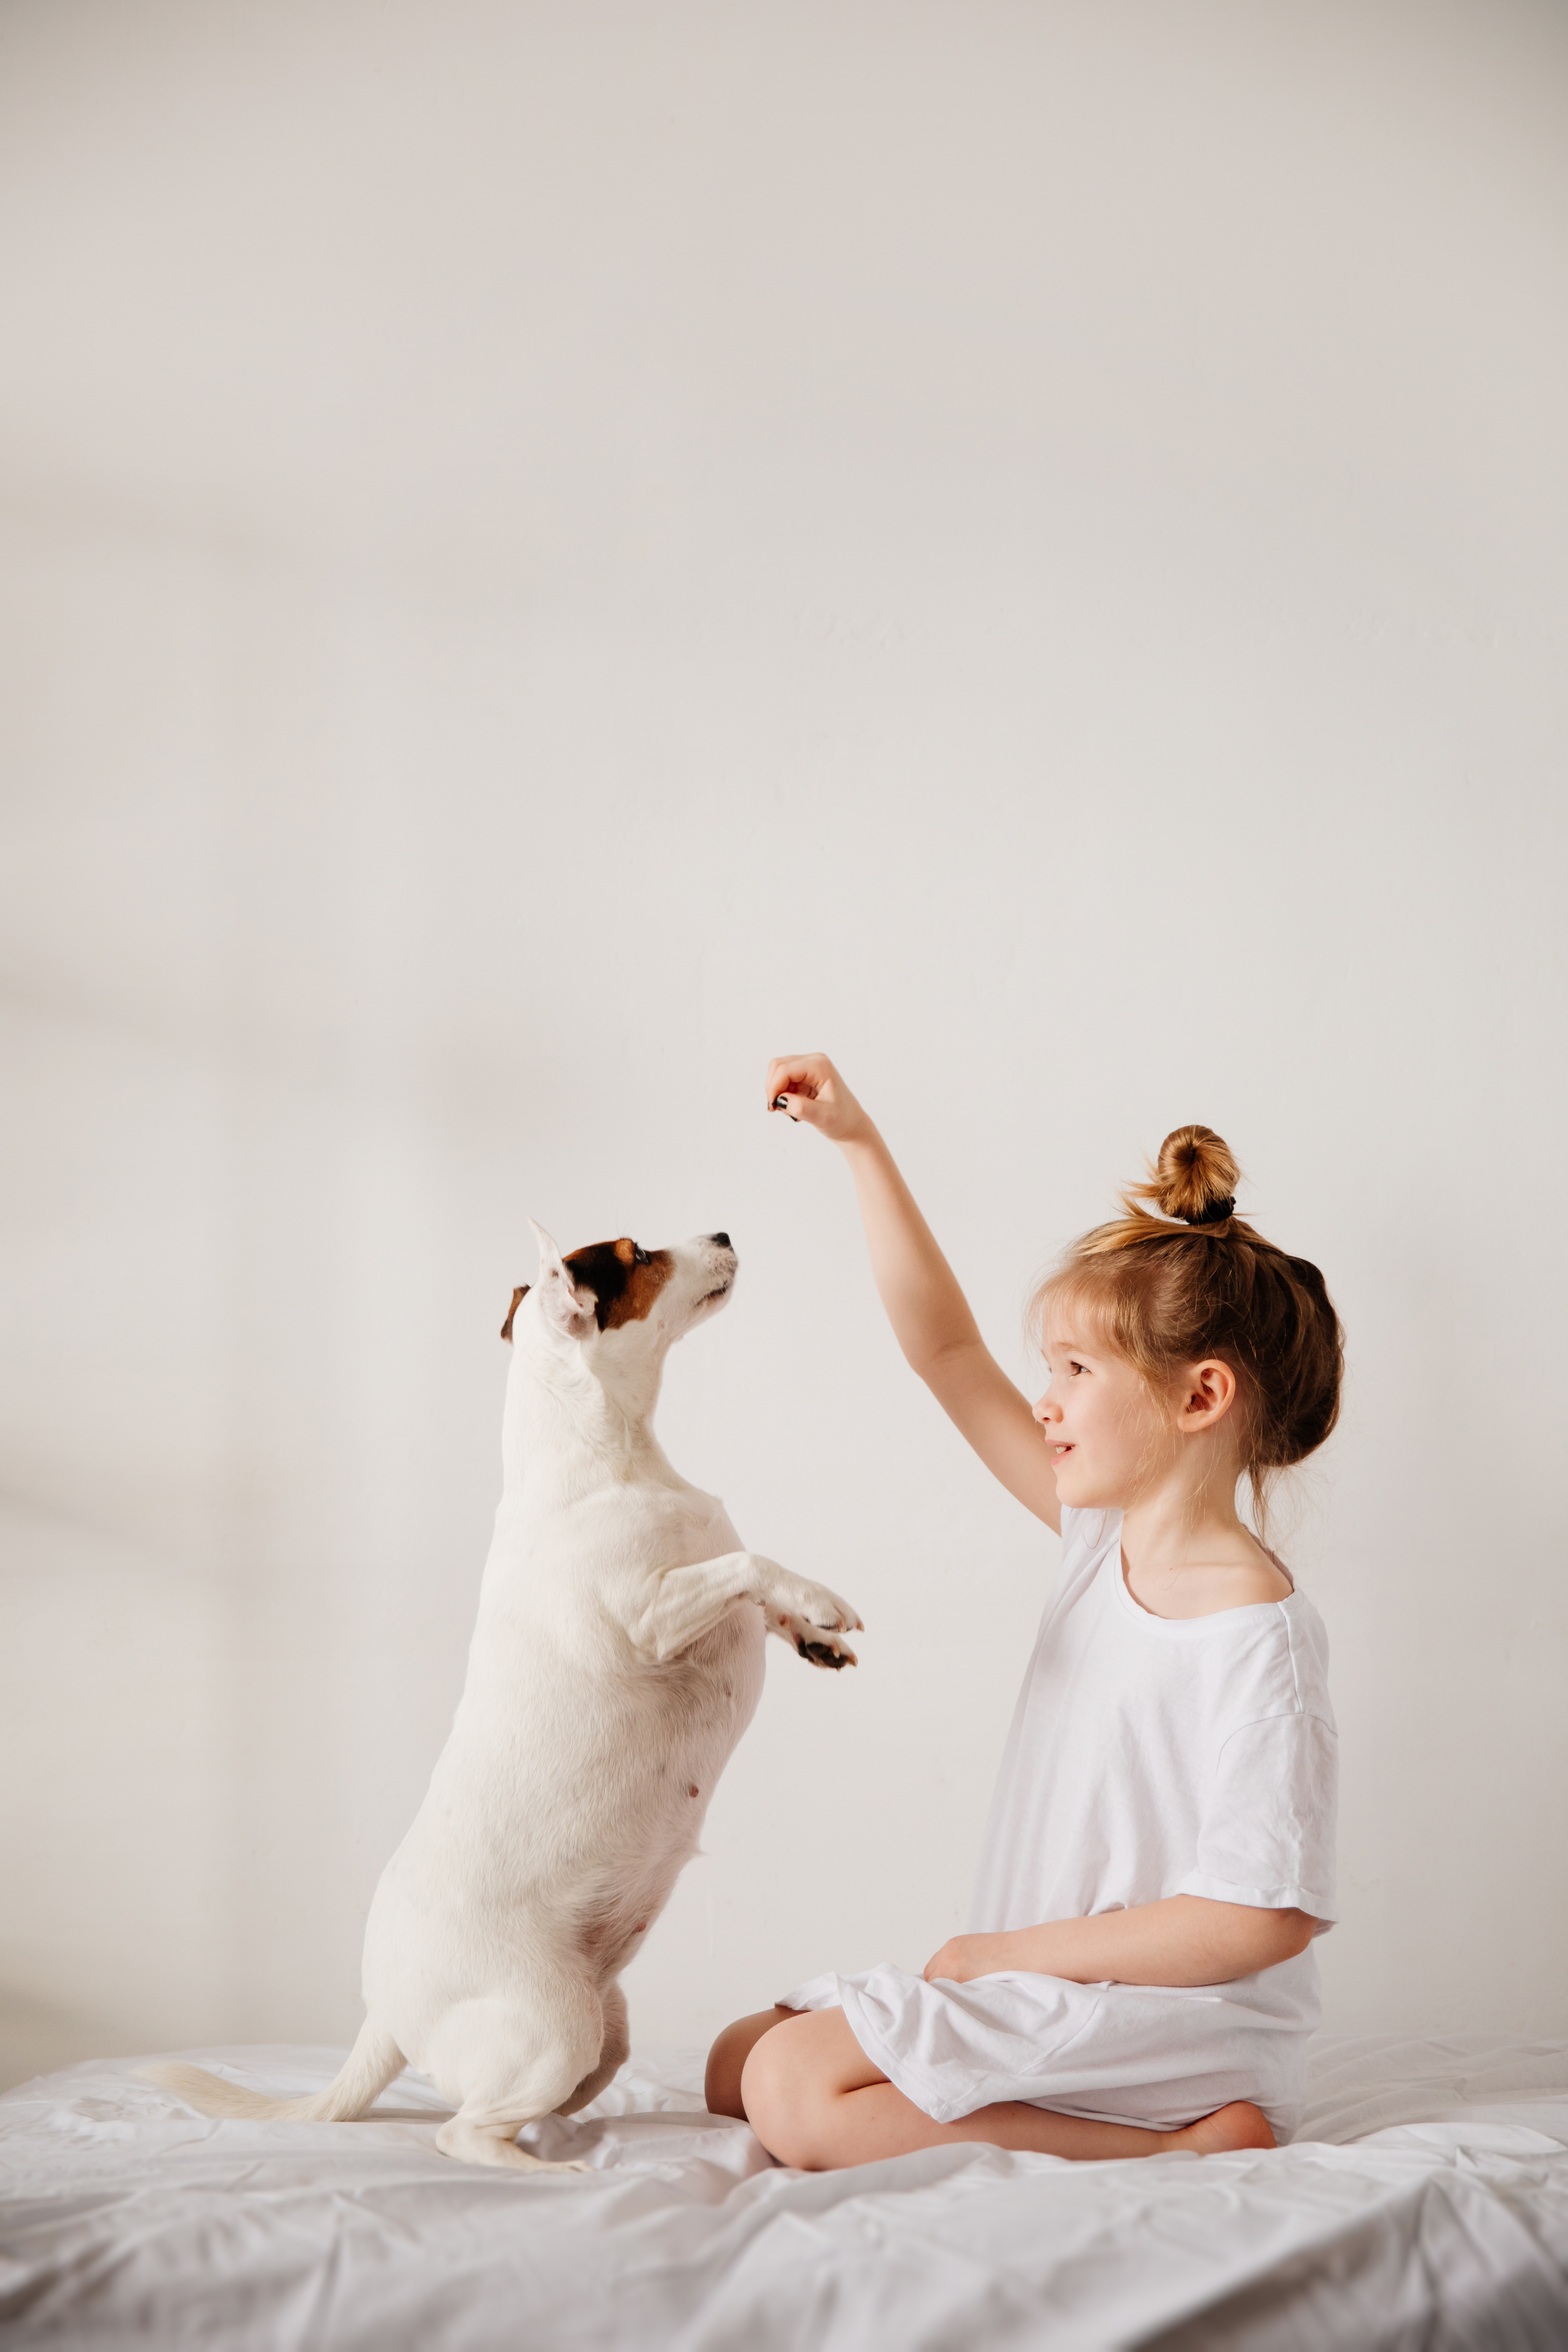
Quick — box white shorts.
[778,1963,1312,2140]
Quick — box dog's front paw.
[764,1576,862,1671]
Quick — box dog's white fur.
[153,1224,860,2169]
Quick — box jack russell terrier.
[154,1223,860,2169]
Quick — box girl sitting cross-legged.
[706,1053,1344,2172]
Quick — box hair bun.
[1148,1125,1240,1225]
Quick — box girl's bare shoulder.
[1128,1541,1295,1620]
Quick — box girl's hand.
[923,1933,1017,1985]
[764,1053,875,1146]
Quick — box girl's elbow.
[1263,1907,1316,1964]
[903,1328,962,1376]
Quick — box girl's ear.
[529,1218,597,1342]
[1180,1358,1238,1430]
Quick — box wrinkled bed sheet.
[3,2035,1567,2349]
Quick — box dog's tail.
[145,2016,405,2123]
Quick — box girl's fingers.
[764,1052,835,1114]
[765,1052,870,1143]
[764,1057,814,1110]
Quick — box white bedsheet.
[3,2035,1567,2348]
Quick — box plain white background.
[1,0,1565,2092]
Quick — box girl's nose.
[1032,1392,1058,1426]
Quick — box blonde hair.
[1031,1126,1343,1531]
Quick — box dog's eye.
[633,1245,650,1266]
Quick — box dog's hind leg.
[429,1981,605,2173]
[436,2116,583,2172]
[555,1979,629,2116]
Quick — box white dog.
[155,1223,861,2170]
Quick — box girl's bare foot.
[1165,2100,1275,2156]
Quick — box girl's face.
[1033,1324,1178,1511]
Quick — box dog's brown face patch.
[564,1237,674,1330]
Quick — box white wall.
[2,0,1565,2091]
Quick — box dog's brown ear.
[500,1284,529,1343]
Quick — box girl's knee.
[740,2023,812,2165]
[705,2007,793,2120]
[740,2010,851,2169]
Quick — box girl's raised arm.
[765,1054,1061,1534]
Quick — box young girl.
[706,1052,1343,2171]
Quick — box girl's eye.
[1068,1360,1085,1376]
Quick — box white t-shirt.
[968,1504,1339,1937]
[780,1506,1337,2134]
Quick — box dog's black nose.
[710,1231,732,1250]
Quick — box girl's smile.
[1032,1330,1154,1507]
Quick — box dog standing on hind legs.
[153,1222,860,2171]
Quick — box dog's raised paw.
[763,1577,862,1670]
[770,1610,858,1669]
